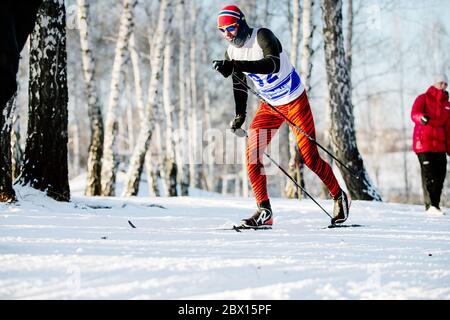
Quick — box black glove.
[213,60,234,78]
[230,113,246,132]
[420,115,429,125]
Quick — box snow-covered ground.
[1,182,450,299]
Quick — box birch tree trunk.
[240,0,257,22]
[129,33,150,192]
[125,78,135,151]
[162,34,178,196]
[0,97,17,202]
[286,0,302,200]
[155,121,167,196]
[70,122,80,177]
[77,0,104,196]
[321,0,382,201]
[177,0,190,196]
[286,0,313,199]
[145,152,160,196]
[399,56,410,203]
[321,96,334,199]
[300,0,315,92]
[189,0,203,189]
[263,0,270,24]
[393,18,410,201]
[241,140,249,197]
[345,0,353,78]
[101,0,137,196]
[129,33,145,120]
[122,0,173,197]
[21,0,70,201]
[290,0,300,66]
[201,35,215,192]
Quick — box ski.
[325,224,365,229]
[127,220,271,232]
[128,219,364,232]
[214,225,273,232]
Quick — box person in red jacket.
[411,73,450,215]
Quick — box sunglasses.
[218,23,238,33]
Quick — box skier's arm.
[226,51,248,116]
[231,28,281,74]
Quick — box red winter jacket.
[411,86,450,154]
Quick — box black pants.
[417,152,447,209]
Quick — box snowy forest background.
[5,0,450,206]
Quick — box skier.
[212,5,349,228]
[411,74,449,215]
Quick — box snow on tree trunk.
[321,0,382,201]
[101,0,137,196]
[0,97,17,202]
[122,0,173,197]
[77,0,104,196]
[177,0,190,196]
[162,35,178,196]
[11,104,23,181]
[21,0,70,202]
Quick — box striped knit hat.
[217,5,250,48]
[217,5,245,28]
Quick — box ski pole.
[234,128,333,220]
[231,72,361,180]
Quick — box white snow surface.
[1,183,450,300]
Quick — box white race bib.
[227,28,304,106]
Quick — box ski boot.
[331,190,350,225]
[426,206,444,216]
[240,199,273,229]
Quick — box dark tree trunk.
[0,0,43,108]
[321,0,382,201]
[21,0,70,202]
[0,97,17,202]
